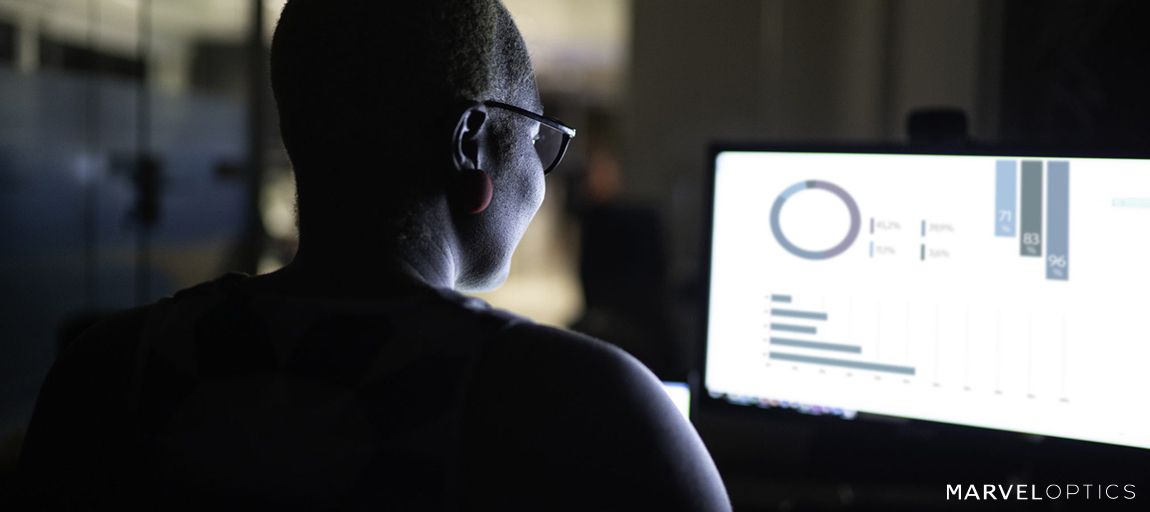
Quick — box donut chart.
[769,180,861,259]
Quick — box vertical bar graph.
[1046,161,1069,280]
[1019,160,1043,257]
[995,160,1017,237]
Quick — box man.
[17,1,731,509]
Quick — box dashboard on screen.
[703,148,1150,450]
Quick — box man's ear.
[450,103,494,215]
[452,103,488,171]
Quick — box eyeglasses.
[483,100,576,175]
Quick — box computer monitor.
[702,145,1150,450]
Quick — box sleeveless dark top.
[123,273,522,510]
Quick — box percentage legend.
[928,223,956,234]
[875,220,901,231]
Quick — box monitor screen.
[703,148,1150,449]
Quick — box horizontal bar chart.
[770,352,916,376]
[770,323,816,334]
[769,337,861,353]
[770,308,828,320]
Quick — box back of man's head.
[270,0,533,234]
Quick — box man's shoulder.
[59,273,246,364]
[62,305,154,360]
[472,320,681,450]
[489,321,654,391]
[466,322,731,510]
[497,321,622,358]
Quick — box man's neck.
[254,231,460,300]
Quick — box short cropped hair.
[270,0,533,230]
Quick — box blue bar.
[995,160,1017,237]
[921,220,926,237]
[770,337,861,353]
[1020,161,1043,256]
[770,294,792,303]
[770,352,916,375]
[1047,161,1069,280]
[771,323,816,334]
[771,308,828,321]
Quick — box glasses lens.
[534,125,565,174]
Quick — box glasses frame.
[483,100,576,175]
